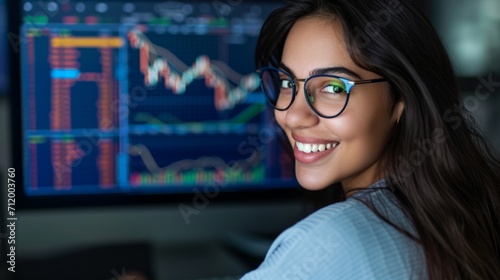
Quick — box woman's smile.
[292,134,340,164]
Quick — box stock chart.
[20,0,295,196]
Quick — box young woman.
[242,0,500,279]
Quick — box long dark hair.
[255,0,500,279]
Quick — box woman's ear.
[393,100,405,124]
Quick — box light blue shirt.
[241,179,427,279]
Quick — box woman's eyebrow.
[310,67,362,80]
[279,62,362,80]
[279,62,296,77]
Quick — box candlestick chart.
[126,28,272,189]
[19,0,296,197]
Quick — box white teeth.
[311,144,318,152]
[297,142,304,151]
[296,141,339,153]
[303,144,312,153]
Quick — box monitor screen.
[12,0,298,206]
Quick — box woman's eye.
[323,81,346,94]
[280,79,293,89]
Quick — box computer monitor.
[9,0,300,208]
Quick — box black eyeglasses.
[257,67,388,118]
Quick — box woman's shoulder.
[295,188,411,238]
[293,195,379,236]
[264,198,367,255]
[241,189,427,279]
[293,193,404,245]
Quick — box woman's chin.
[297,177,333,191]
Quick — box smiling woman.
[275,17,402,192]
[242,0,500,279]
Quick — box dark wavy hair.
[255,0,500,279]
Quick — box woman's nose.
[284,84,319,129]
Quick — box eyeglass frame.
[256,66,388,118]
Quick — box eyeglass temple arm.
[353,78,387,84]
[256,69,387,84]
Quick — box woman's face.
[277,16,403,192]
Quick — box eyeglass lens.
[259,68,348,117]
